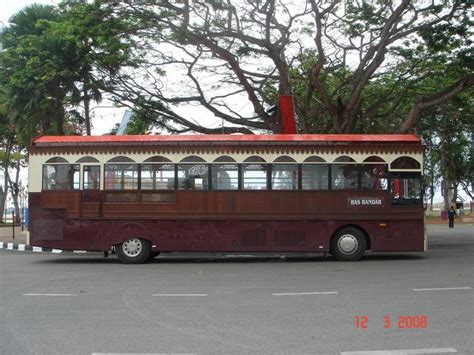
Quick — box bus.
[28,134,425,263]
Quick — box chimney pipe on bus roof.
[279,95,297,134]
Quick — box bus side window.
[391,174,422,206]
[361,164,388,190]
[43,164,80,190]
[83,166,100,190]
[104,164,139,190]
[141,163,175,190]
[178,164,209,190]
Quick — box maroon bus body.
[29,190,423,253]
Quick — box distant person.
[448,206,457,228]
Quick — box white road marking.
[51,249,62,253]
[341,349,457,354]
[73,250,87,253]
[92,353,196,355]
[7,243,13,250]
[32,246,42,252]
[412,287,472,292]
[23,293,78,297]
[272,291,338,296]
[152,293,208,297]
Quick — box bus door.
[81,165,102,217]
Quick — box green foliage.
[0,4,80,142]
[126,114,152,135]
[126,99,173,134]
[1,4,59,46]
[418,93,473,202]
[343,2,385,37]
[0,1,142,143]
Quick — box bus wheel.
[116,238,151,264]
[330,227,367,261]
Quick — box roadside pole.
[12,211,15,240]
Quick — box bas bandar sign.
[348,197,384,207]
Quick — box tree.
[6,149,26,224]
[64,0,473,134]
[417,94,473,210]
[50,1,134,136]
[1,5,69,141]
[0,4,106,142]
[306,0,473,133]
[0,109,14,222]
[2,1,472,136]
[0,103,26,223]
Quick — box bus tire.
[330,227,366,261]
[116,238,151,264]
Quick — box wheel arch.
[108,221,153,246]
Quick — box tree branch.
[398,74,474,133]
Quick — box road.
[0,225,473,355]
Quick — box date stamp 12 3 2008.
[355,315,428,329]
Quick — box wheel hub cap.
[338,234,358,254]
[122,238,142,257]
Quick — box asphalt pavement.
[0,224,473,355]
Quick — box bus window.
[141,164,175,190]
[177,161,209,190]
[301,156,328,190]
[243,164,267,190]
[331,156,357,190]
[76,156,99,163]
[83,166,100,190]
[272,156,297,190]
[390,156,420,170]
[242,156,267,190]
[360,164,388,190]
[391,174,422,206]
[331,165,359,189]
[302,164,329,190]
[104,164,139,190]
[272,164,298,190]
[42,164,80,190]
[213,164,239,190]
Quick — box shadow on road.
[31,253,424,264]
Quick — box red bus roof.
[32,134,421,145]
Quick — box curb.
[0,242,89,254]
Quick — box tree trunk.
[0,170,9,223]
[440,142,450,211]
[7,161,21,224]
[54,100,66,135]
[0,189,5,223]
[429,167,435,211]
[83,76,91,135]
[452,182,459,207]
[0,138,13,223]
[12,162,21,223]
